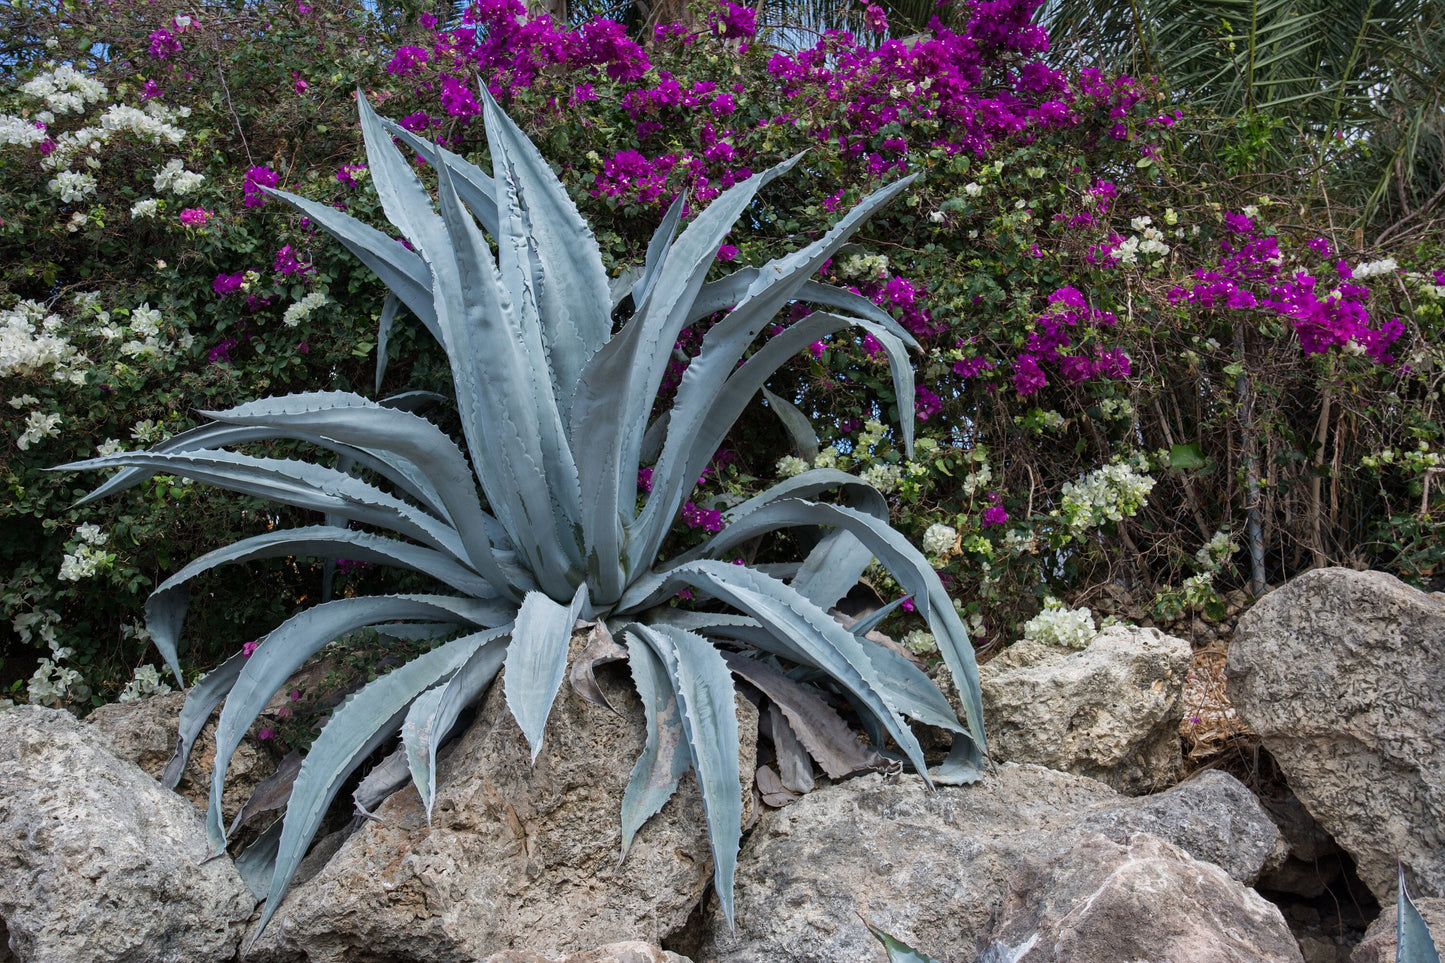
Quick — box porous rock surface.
[0,705,254,963]
[243,663,756,963]
[694,763,1288,963]
[1227,567,1445,901]
[481,941,692,963]
[86,688,279,821]
[979,624,1190,794]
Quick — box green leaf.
[1168,443,1207,470]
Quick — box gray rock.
[243,661,757,963]
[980,625,1191,794]
[1074,769,1283,884]
[988,833,1304,962]
[1227,568,1445,901]
[0,705,254,963]
[695,763,1289,963]
[86,689,280,822]
[1351,896,1445,963]
[480,942,692,963]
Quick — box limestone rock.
[243,663,756,963]
[1227,568,1445,901]
[1351,896,1445,963]
[980,625,1190,794]
[481,942,692,963]
[987,833,1303,963]
[86,689,280,821]
[696,763,1288,963]
[0,705,254,963]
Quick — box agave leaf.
[930,731,987,786]
[761,386,820,462]
[480,86,612,416]
[202,392,517,590]
[628,623,741,928]
[640,560,933,789]
[374,293,401,395]
[864,921,947,963]
[234,817,284,901]
[684,498,986,755]
[569,620,628,712]
[378,117,501,236]
[503,584,589,762]
[57,449,470,562]
[429,140,583,595]
[632,190,686,310]
[618,630,693,860]
[1399,863,1443,963]
[227,750,303,838]
[631,305,912,569]
[725,651,886,780]
[259,185,441,343]
[401,626,510,821]
[610,266,644,310]
[145,525,500,685]
[788,484,888,613]
[208,594,509,852]
[766,702,816,794]
[254,625,505,939]
[356,93,452,272]
[570,155,802,605]
[755,764,801,807]
[847,596,911,638]
[162,651,246,786]
[352,745,412,817]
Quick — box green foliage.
[60,91,987,935]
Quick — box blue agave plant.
[58,88,987,936]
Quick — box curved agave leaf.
[144,525,501,686]
[207,594,511,852]
[570,154,803,605]
[503,584,590,762]
[378,117,501,237]
[635,560,933,789]
[627,622,741,928]
[253,625,505,939]
[258,186,440,344]
[161,651,246,786]
[761,386,820,462]
[722,650,888,779]
[686,498,986,756]
[57,449,470,562]
[401,626,511,821]
[632,191,686,310]
[618,630,693,860]
[846,595,910,638]
[631,307,913,571]
[202,392,518,591]
[374,293,401,395]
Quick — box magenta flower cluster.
[1013,286,1129,396]
[682,501,724,531]
[1167,214,1405,364]
[243,165,280,208]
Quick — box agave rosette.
[58,88,986,934]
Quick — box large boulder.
[694,764,1289,963]
[0,705,254,963]
[979,625,1191,794]
[987,833,1303,963]
[243,662,756,963]
[1227,568,1445,902]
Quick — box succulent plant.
[58,87,986,936]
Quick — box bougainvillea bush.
[3,0,1443,710]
